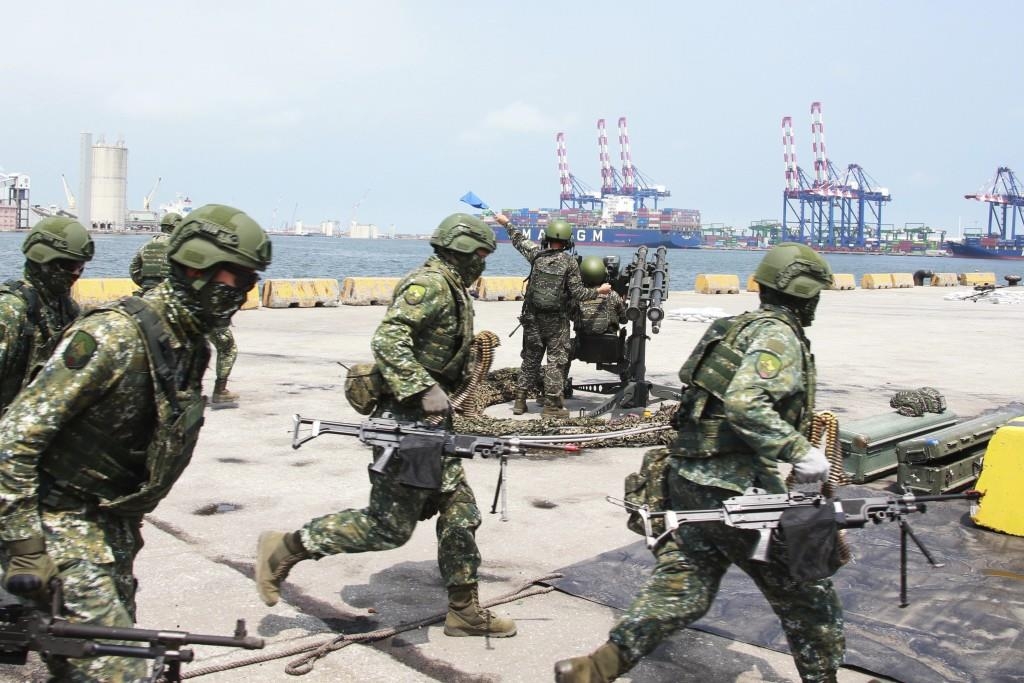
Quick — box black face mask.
[198,282,248,328]
[26,261,81,298]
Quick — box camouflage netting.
[452,366,677,448]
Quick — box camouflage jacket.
[0,281,209,542]
[673,304,815,494]
[371,255,473,402]
[573,291,627,335]
[0,275,81,411]
[128,234,172,291]
[504,225,597,314]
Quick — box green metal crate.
[839,411,959,483]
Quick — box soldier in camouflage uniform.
[555,243,842,683]
[256,213,517,638]
[496,215,610,418]
[129,211,242,407]
[1,217,94,413]
[572,256,626,336]
[0,205,271,682]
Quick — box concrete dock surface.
[3,286,1020,682]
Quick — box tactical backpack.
[526,252,570,313]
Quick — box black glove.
[4,537,58,597]
[420,384,450,416]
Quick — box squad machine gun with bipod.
[569,245,682,417]
[0,581,263,682]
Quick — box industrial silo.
[90,136,128,230]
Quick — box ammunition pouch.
[771,503,846,582]
[624,447,673,536]
[344,362,389,415]
[674,417,750,458]
[572,329,624,365]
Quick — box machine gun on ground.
[612,487,981,606]
[570,245,681,416]
[292,415,578,519]
[0,581,263,682]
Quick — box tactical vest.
[39,297,207,516]
[137,236,172,291]
[526,251,570,313]
[0,281,40,409]
[576,296,614,335]
[674,309,815,457]
[392,260,474,389]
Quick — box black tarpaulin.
[549,487,1024,683]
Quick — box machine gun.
[612,487,981,606]
[0,581,263,682]
[570,245,681,416]
[291,415,578,520]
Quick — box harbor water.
[2,232,1022,285]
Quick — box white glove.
[420,384,450,415]
[791,445,830,483]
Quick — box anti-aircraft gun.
[570,245,681,416]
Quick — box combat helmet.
[22,217,94,264]
[753,242,833,298]
[430,213,496,254]
[159,212,182,234]
[543,219,574,248]
[579,255,607,287]
[168,204,272,289]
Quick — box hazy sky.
[2,1,1021,234]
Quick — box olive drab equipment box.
[897,406,1024,495]
[971,415,1024,536]
[839,411,959,483]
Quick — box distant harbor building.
[0,204,17,231]
[320,220,341,237]
[90,136,128,231]
[349,223,380,239]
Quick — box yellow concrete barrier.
[746,275,760,292]
[930,272,958,287]
[241,286,261,310]
[860,273,892,289]
[262,278,340,308]
[959,272,997,286]
[972,416,1024,536]
[340,277,401,306]
[890,272,914,288]
[831,273,856,290]
[476,276,526,301]
[695,274,740,294]
[71,278,138,309]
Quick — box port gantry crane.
[594,117,671,210]
[556,132,602,210]
[781,102,891,249]
[964,167,1024,240]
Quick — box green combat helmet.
[543,219,574,248]
[159,212,182,234]
[579,255,607,287]
[168,204,272,289]
[22,217,95,264]
[430,213,497,254]
[753,242,833,298]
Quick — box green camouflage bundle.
[624,446,673,536]
[344,362,387,415]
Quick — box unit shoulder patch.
[755,351,782,379]
[63,330,97,369]
[403,284,427,305]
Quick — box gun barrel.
[48,621,265,650]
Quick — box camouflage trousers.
[207,326,237,380]
[300,456,483,587]
[517,312,571,397]
[609,477,845,683]
[0,507,147,682]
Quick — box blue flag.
[460,191,489,211]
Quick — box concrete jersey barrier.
[71,278,138,309]
[340,277,401,306]
[695,273,740,294]
[476,276,526,301]
[263,278,340,308]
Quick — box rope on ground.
[180,572,563,679]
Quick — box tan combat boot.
[444,584,517,637]
[542,394,570,419]
[554,641,629,683]
[211,378,239,406]
[255,531,310,606]
[512,390,529,415]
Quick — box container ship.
[946,235,1024,260]
[481,196,702,249]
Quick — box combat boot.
[554,641,629,683]
[444,584,517,637]
[542,394,570,419]
[512,390,529,415]
[256,531,310,606]
[211,378,239,406]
